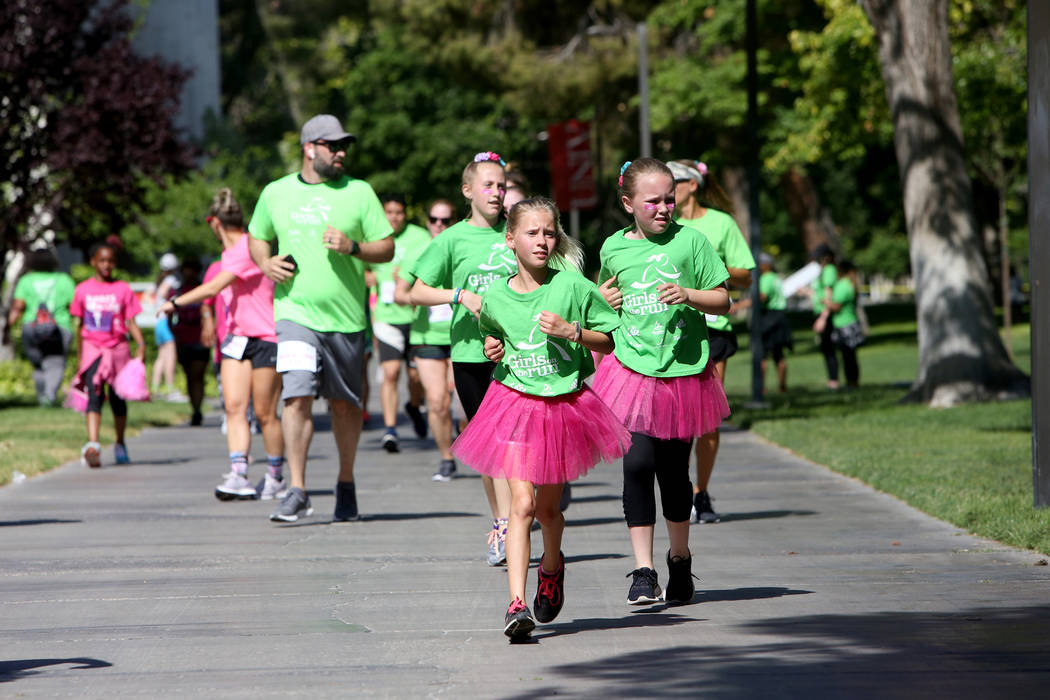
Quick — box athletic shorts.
[707,328,738,364]
[276,319,365,404]
[373,322,412,363]
[220,335,277,369]
[410,344,452,361]
[154,316,175,345]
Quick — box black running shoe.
[626,567,662,605]
[533,552,565,623]
[695,490,720,523]
[381,429,399,453]
[432,459,456,482]
[664,550,698,604]
[333,481,360,522]
[504,598,536,640]
[405,401,427,438]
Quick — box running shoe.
[664,550,699,604]
[626,567,662,605]
[113,443,130,465]
[81,441,101,468]
[256,473,288,501]
[191,410,204,426]
[381,429,399,453]
[216,471,257,501]
[559,482,572,512]
[503,598,536,641]
[533,552,565,623]
[333,481,361,522]
[487,518,508,566]
[270,487,313,522]
[431,459,456,482]
[405,401,427,439]
[695,490,721,524]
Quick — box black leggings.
[622,432,693,527]
[84,357,127,417]
[452,360,496,420]
[819,321,838,382]
[837,343,859,386]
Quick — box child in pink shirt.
[70,242,145,467]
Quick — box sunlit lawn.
[722,307,1044,554]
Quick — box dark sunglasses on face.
[314,139,352,153]
[428,216,452,225]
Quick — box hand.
[657,283,689,305]
[263,254,296,283]
[157,301,175,317]
[200,317,216,348]
[538,310,573,340]
[599,275,622,311]
[322,224,352,254]
[460,290,482,319]
[483,335,505,362]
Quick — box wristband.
[171,298,180,310]
[453,288,463,305]
[349,240,361,257]
[572,321,581,343]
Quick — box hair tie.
[695,161,708,176]
[474,151,506,167]
[618,161,632,187]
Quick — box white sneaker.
[215,472,257,501]
[256,473,288,501]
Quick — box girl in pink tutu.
[70,242,146,467]
[452,197,631,641]
[593,158,731,605]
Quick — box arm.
[158,271,237,315]
[127,318,145,361]
[6,298,26,331]
[249,234,295,283]
[726,266,752,289]
[73,317,82,363]
[394,277,414,306]
[322,225,395,263]
[411,278,481,317]
[537,311,615,355]
[657,283,731,316]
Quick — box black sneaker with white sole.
[626,567,662,605]
[432,459,456,482]
[695,490,720,524]
[270,487,313,522]
[664,550,698,604]
[504,598,536,640]
[533,552,565,623]
[381,429,399,453]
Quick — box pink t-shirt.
[70,278,141,349]
[221,235,276,342]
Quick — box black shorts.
[452,360,495,420]
[707,328,738,364]
[221,335,277,369]
[410,344,452,361]
[373,322,412,363]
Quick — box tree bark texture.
[859,0,1028,406]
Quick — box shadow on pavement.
[697,587,813,603]
[0,519,83,527]
[0,657,112,683]
[565,494,620,504]
[360,511,481,521]
[719,510,817,522]
[532,609,699,641]
[502,605,1050,698]
[565,517,623,528]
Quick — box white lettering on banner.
[221,335,249,360]
[276,340,318,373]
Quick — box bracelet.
[170,298,180,310]
[453,287,463,305]
[572,321,581,343]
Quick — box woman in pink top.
[70,242,146,467]
[159,188,285,502]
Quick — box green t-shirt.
[759,270,786,311]
[676,209,754,332]
[407,219,516,362]
[14,271,75,332]
[369,223,431,326]
[480,269,619,396]
[399,236,452,346]
[811,263,838,315]
[830,277,858,328]
[248,173,393,333]
[598,222,729,378]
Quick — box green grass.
[722,311,1045,555]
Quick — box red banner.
[547,119,598,211]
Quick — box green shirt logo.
[631,253,682,290]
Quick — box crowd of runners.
[59,113,798,642]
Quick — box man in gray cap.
[249,114,394,523]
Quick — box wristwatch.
[349,240,361,257]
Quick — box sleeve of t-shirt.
[201,261,223,308]
[721,216,756,270]
[577,277,620,333]
[478,294,501,339]
[121,282,142,320]
[596,241,614,286]
[221,241,256,281]
[694,235,730,291]
[409,235,452,289]
[70,283,85,318]
[358,183,395,243]
[248,186,275,242]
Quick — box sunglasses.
[428,216,453,225]
[314,139,352,153]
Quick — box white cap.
[160,253,178,271]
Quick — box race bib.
[221,335,249,360]
[276,340,318,373]
[428,304,453,323]
[704,314,719,325]
[379,281,396,305]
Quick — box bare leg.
[329,398,362,483]
[221,358,252,454]
[629,525,655,570]
[406,365,424,407]
[251,367,284,458]
[534,484,565,572]
[87,411,102,443]
[667,519,690,560]
[379,358,401,429]
[693,359,726,494]
[417,358,452,460]
[282,395,314,490]
[114,411,126,446]
[507,479,537,603]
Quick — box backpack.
[23,280,63,351]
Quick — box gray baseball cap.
[666,160,705,184]
[300,114,356,145]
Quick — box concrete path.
[1,403,1048,698]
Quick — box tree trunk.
[780,167,842,256]
[859,0,1028,406]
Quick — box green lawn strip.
[724,315,1044,555]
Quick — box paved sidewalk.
[1,403,1048,698]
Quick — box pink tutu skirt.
[451,381,632,485]
[591,353,730,440]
